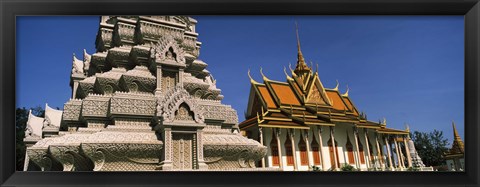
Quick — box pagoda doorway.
[172,133,197,170]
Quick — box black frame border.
[1,0,479,187]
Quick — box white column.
[318,127,326,170]
[275,128,284,170]
[304,129,312,168]
[353,127,361,170]
[259,127,265,168]
[364,129,371,169]
[394,137,402,169]
[404,135,412,168]
[330,126,338,170]
[290,129,298,171]
[385,136,394,170]
[375,133,384,169]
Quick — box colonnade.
[256,126,413,171]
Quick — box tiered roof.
[239,27,408,135]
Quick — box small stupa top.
[240,24,408,135]
[446,121,464,156]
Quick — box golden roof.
[239,25,407,134]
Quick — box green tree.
[410,130,449,167]
[16,106,44,171]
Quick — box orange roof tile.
[258,86,276,108]
[342,96,359,116]
[270,83,301,106]
[291,80,303,96]
[326,90,348,111]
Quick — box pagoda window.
[285,135,294,166]
[299,136,308,166]
[311,137,321,165]
[327,138,340,169]
[346,138,355,164]
[357,137,365,164]
[270,136,280,166]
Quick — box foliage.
[310,165,322,171]
[410,130,449,167]
[340,164,357,171]
[407,166,420,171]
[15,106,45,171]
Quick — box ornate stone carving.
[63,100,83,121]
[82,94,110,117]
[157,85,204,123]
[120,66,157,92]
[95,68,125,94]
[174,104,194,121]
[95,24,114,52]
[197,104,238,124]
[110,91,156,116]
[153,35,185,64]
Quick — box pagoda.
[444,121,465,171]
[239,25,420,171]
[23,16,267,171]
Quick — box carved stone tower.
[24,16,267,171]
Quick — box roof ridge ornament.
[284,67,293,80]
[342,85,349,97]
[333,80,339,91]
[247,69,260,84]
[259,67,271,81]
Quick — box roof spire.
[294,21,310,74]
[450,120,464,154]
[452,121,461,140]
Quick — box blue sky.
[16,16,464,142]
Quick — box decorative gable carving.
[154,35,185,64]
[157,85,205,123]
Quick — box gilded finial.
[294,21,309,72]
[259,67,270,81]
[342,85,349,97]
[405,123,410,132]
[382,117,387,125]
[333,80,339,91]
[247,69,260,84]
[288,63,295,73]
[284,67,293,80]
